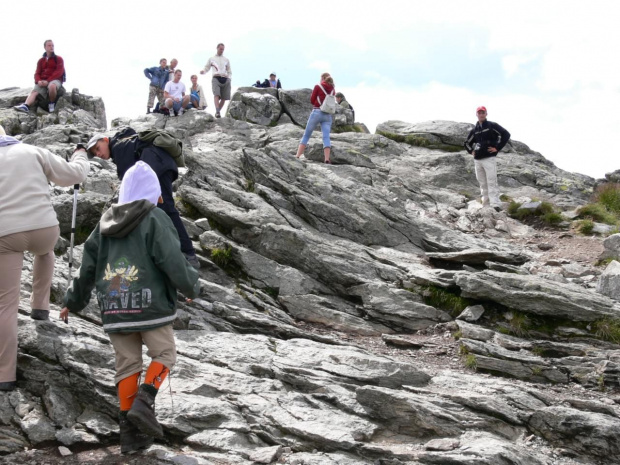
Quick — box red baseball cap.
[476,106,487,113]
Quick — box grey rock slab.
[455,320,496,341]
[485,260,530,274]
[356,385,518,438]
[601,233,620,260]
[416,431,546,465]
[382,334,425,349]
[228,90,282,126]
[348,282,452,331]
[456,305,485,322]
[279,294,392,336]
[528,405,620,457]
[456,270,620,321]
[248,445,283,463]
[19,406,56,444]
[593,222,614,235]
[427,248,530,266]
[278,88,313,126]
[597,260,620,300]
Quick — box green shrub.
[507,311,532,338]
[596,183,620,214]
[245,178,255,193]
[578,219,595,235]
[458,344,469,355]
[593,318,620,343]
[421,286,470,317]
[543,212,563,225]
[507,201,522,216]
[499,194,513,202]
[464,354,477,371]
[211,246,233,268]
[577,203,617,225]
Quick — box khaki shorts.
[212,76,231,100]
[33,80,63,98]
[108,324,176,384]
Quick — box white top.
[203,54,232,78]
[164,80,186,100]
[0,142,90,238]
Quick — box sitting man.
[14,40,65,113]
[336,92,354,121]
[254,72,282,89]
[163,70,191,116]
[86,128,200,269]
[144,58,169,114]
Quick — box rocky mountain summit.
[2,87,620,465]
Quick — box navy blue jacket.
[144,66,169,89]
[109,128,178,182]
[464,120,511,160]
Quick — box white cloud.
[307,61,332,72]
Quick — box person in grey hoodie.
[0,125,90,392]
[61,161,200,454]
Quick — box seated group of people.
[144,59,207,116]
[253,72,282,89]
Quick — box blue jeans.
[300,109,332,147]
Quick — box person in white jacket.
[0,125,90,392]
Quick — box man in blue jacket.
[144,59,169,114]
[464,106,511,211]
[86,128,200,269]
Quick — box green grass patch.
[506,311,532,338]
[577,203,618,225]
[543,212,563,225]
[453,330,463,340]
[593,318,620,344]
[180,200,202,220]
[245,178,255,193]
[211,246,233,268]
[458,344,468,355]
[333,124,365,134]
[420,285,471,317]
[578,219,595,235]
[596,183,620,214]
[531,366,543,376]
[596,257,618,267]
[499,194,513,202]
[464,354,477,371]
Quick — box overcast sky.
[3,0,618,178]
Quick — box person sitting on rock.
[253,72,282,89]
[189,75,208,110]
[14,39,65,114]
[0,124,90,393]
[163,69,191,116]
[335,92,354,121]
[86,128,201,269]
[144,58,169,114]
[60,161,200,455]
[464,106,511,212]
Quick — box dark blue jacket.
[109,128,178,182]
[464,120,511,160]
[144,65,169,89]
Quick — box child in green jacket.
[61,161,200,454]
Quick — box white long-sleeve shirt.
[203,54,232,79]
[0,141,90,238]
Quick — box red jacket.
[310,81,335,108]
[34,53,65,83]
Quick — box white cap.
[118,161,161,206]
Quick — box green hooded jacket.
[64,199,200,333]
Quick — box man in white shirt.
[163,70,190,116]
[200,43,232,118]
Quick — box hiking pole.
[65,182,79,324]
[64,144,85,323]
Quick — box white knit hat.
[118,161,161,206]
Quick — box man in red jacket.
[14,40,65,114]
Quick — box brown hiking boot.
[119,410,153,454]
[127,384,164,438]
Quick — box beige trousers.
[108,324,176,384]
[0,226,59,383]
[474,156,501,207]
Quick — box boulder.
[597,260,620,300]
